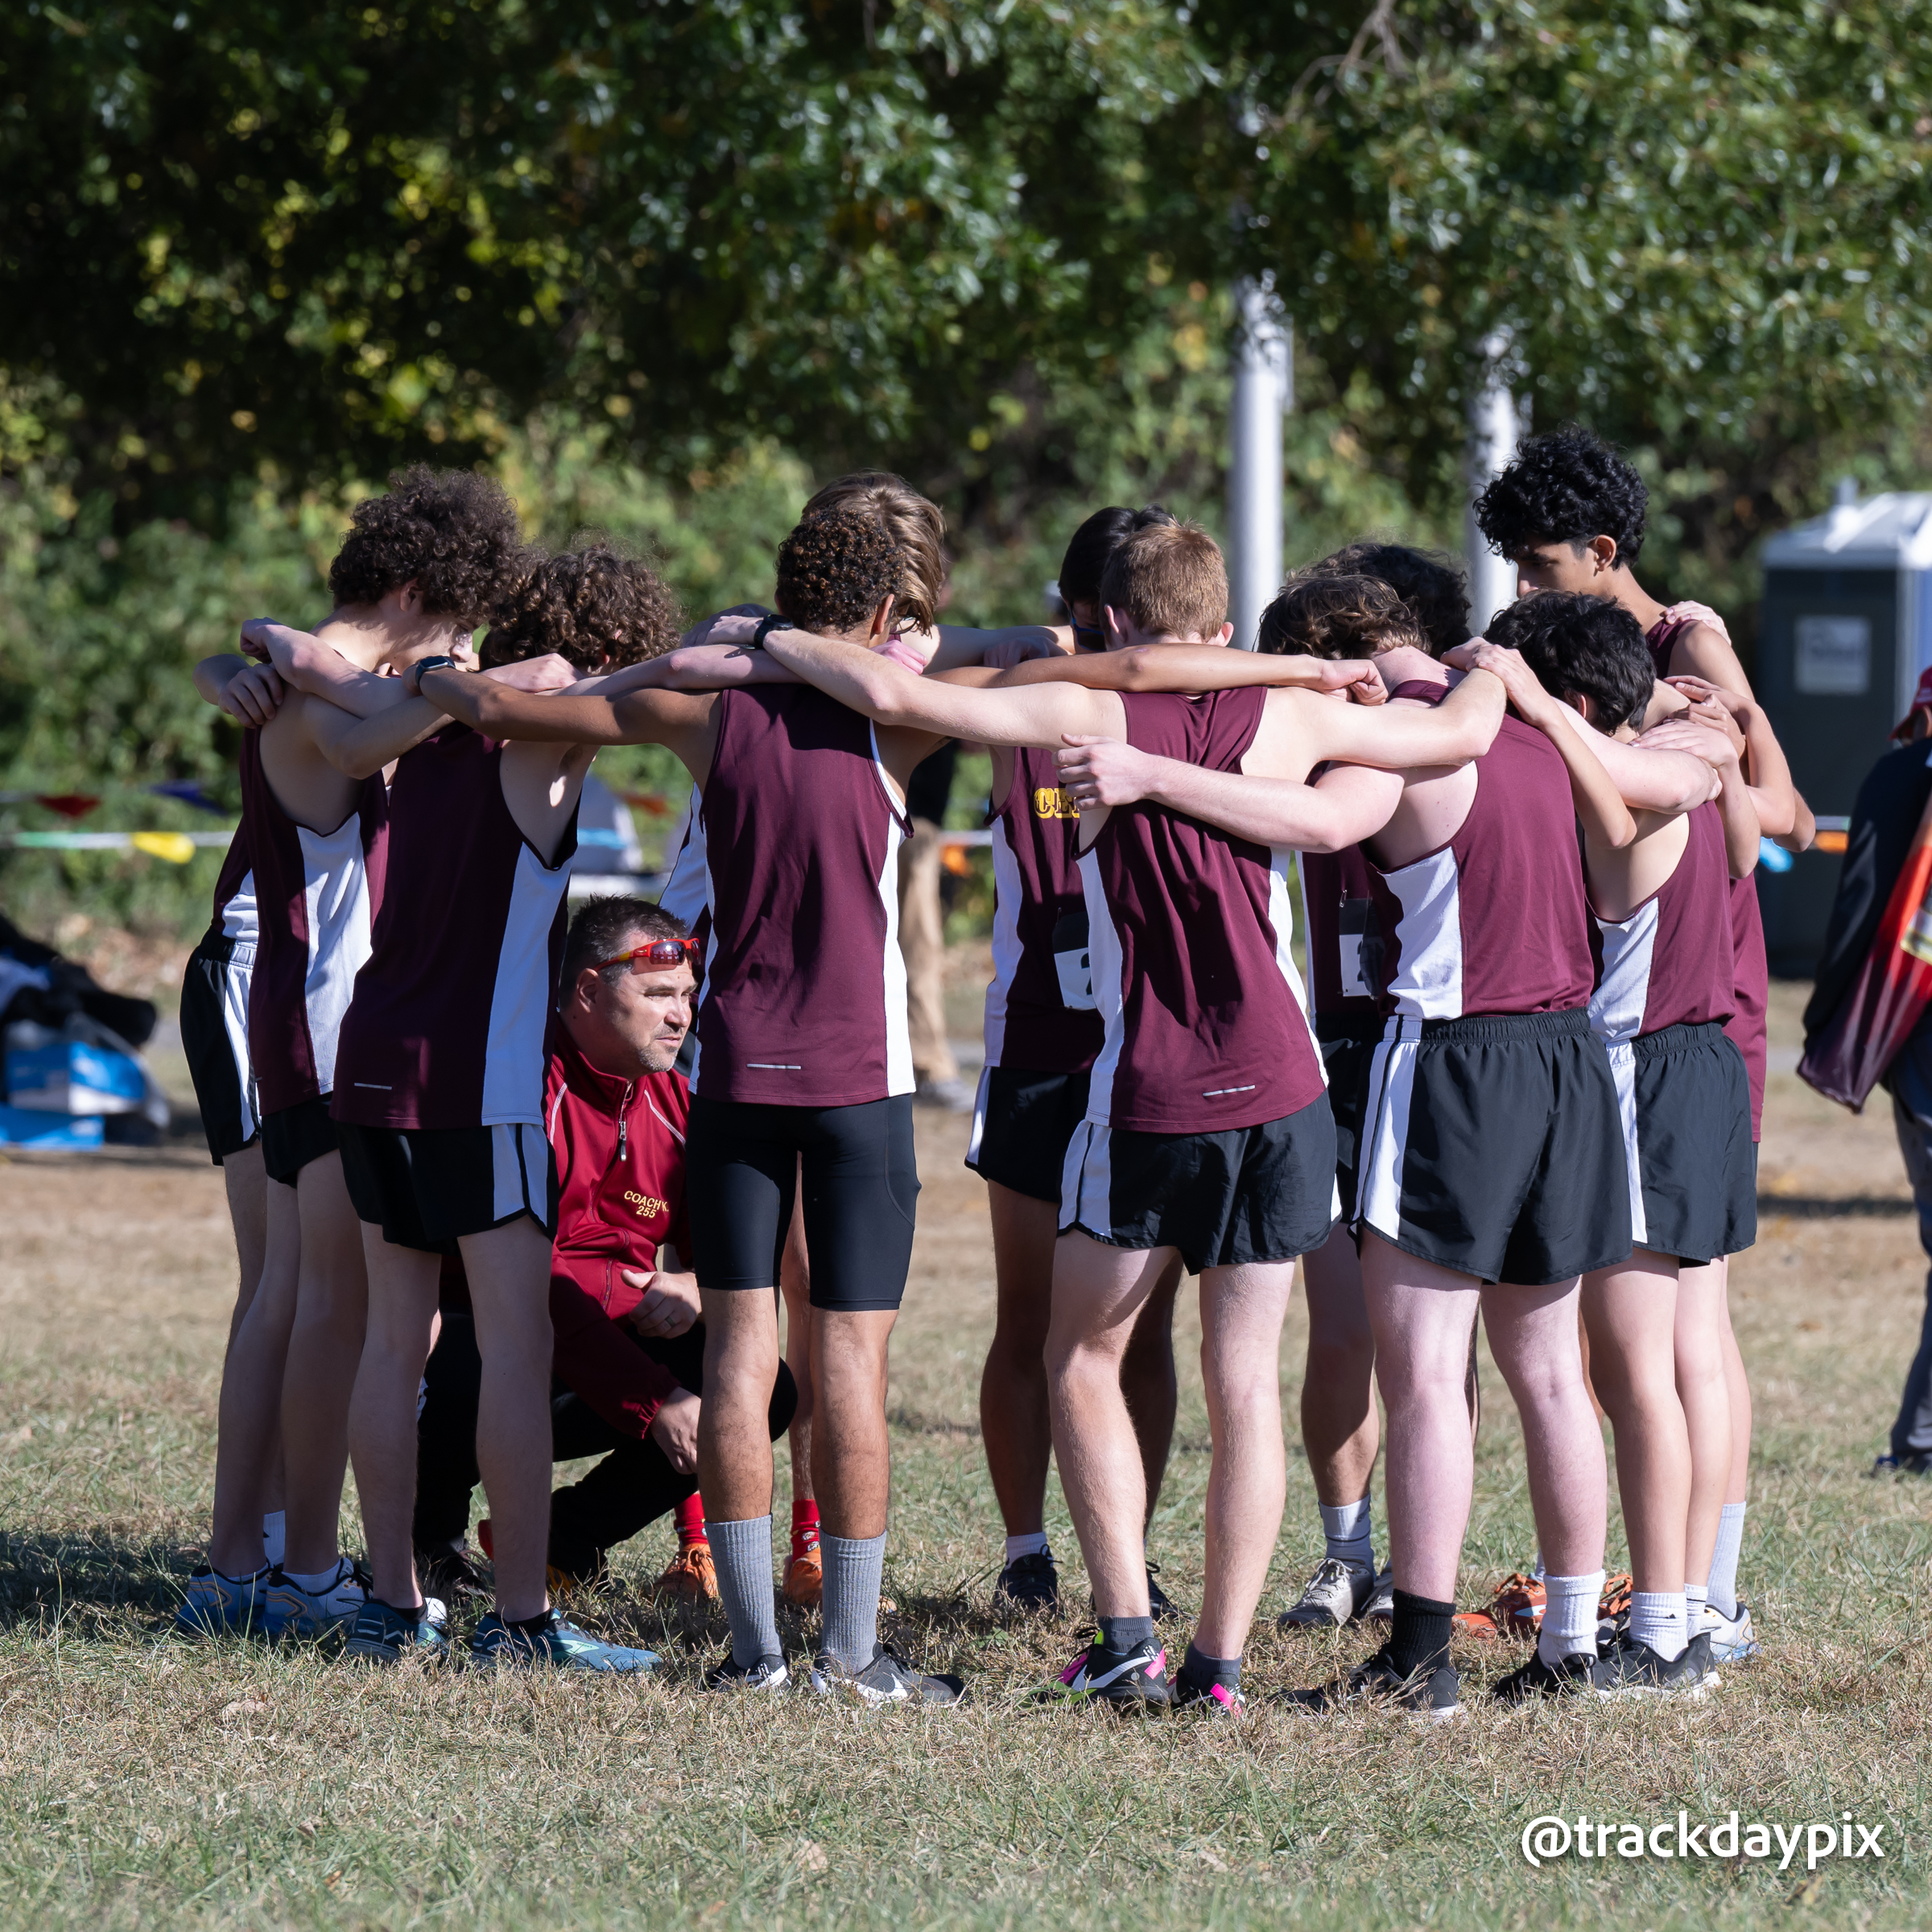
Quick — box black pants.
[413,1315,798,1579]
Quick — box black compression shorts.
[684,1094,919,1310]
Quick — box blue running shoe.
[469,1609,659,1674]
[174,1564,274,1637]
[343,1596,452,1663]
[264,1558,375,1639]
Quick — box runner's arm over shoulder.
[989,644,1383,701]
[239,622,410,717]
[301,689,451,779]
[1666,675,1805,844]
[419,665,716,752]
[1296,665,1505,771]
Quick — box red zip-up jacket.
[543,1021,694,1439]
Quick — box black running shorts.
[1612,1020,1757,1265]
[261,1093,340,1187]
[1356,1008,1631,1286]
[966,1064,1092,1203]
[684,1094,919,1310]
[336,1120,558,1256]
[1318,1015,1379,1226]
[1059,1091,1339,1273]
[179,927,258,1164]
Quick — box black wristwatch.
[750,613,795,649]
[407,654,458,696]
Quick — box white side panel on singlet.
[1379,848,1466,1020]
[657,785,708,927]
[1076,845,1128,1128]
[221,869,259,946]
[296,821,374,1097]
[871,728,914,1098]
[982,819,1025,1071]
[480,840,573,1127]
[1588,901,1661,1046]
[1266,849,1325,1083]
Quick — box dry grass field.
[2,978,1929,1930]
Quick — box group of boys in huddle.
[171,426,1798,1716]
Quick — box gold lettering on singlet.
[1034,786,1079,821]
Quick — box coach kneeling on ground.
[415,898,796,1591]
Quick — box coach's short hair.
[1058,505,1178,609]
[1257,572,1426,660]
[482,541,683,673]
[560,896,691,992]
[1098,521,1228,641]
[1475,426,1649,568]
[803,473,947,631]
[1487,591,1655,731]
[1304,542,1470,656]
[774,510,905,634]
[328,464,524,623]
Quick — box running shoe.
[264,1558,376,1639]
[1485,1571,1546,1639]
[704,1651,791,1693]
[1453,1608,1502,1639]
[1146,1563,1181,1624]
[782,1544,823,1609]
[993,1549,1060,1613]
[469,1608,658,1674]
[1046,1632,1171,1710]
[1363,1566,1394,1625]
[1278,1556,1376,1630]
[657,1541,720,1604]
[1284,1644,1462,1723]
[1700,1599,1761,1663]
[1492,1647,1596,1703]
[416,1542,491,1605]
[810,1642,967,1707]
[344,1596,452,1663]
[1590,1630,1718,1699]
[174,1563,275,1637]
[1872,1451,1932,1476]
[1172,1676,1245,1717]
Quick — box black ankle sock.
[1099,1614,1155,1654]
[508,1608,556,1637]
[1387,1590,1454,1678]
[1179,1641,1241,1692]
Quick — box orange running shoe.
[1487,1571,1547,1639]
[782,1544,824,1609]
[1453,1608,1501,1640]
[1596,1571,1634,1624]
[658,1540,719,1604]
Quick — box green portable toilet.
[1756,488,1932,973]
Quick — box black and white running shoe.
[1145,1564,1182,1624]
[1591,1630,1719,1699]
[703,1651,791,1694]
[1284,1643,1462,1724]
[810,1643,965,1707]
[1278,1556,1377,1630]
[1048,1631,1173,1710]
[993,1550,1060,1614]
[1492,1647,1596,1703]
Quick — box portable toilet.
[1755,489,1932,973]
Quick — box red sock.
[791,1497,820,1563]
[675,1491,707,1548]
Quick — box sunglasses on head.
[596,937,702,976]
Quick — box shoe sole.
[1591,1671,1721,1702]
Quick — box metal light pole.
[1464,330,1523,634]
[1228,275,1292,650]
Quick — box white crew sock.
[262,1511,286,1569]
[1535,1570,1605,1666]
[1706,1502,1746,1619]
[285,1560,348,1596]
[1319,1496,1374,1571]
[1685,1582,1710,1630]
[1629,1590,1688,1662]
[1004,1531,1051,1563]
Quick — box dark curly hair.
[774,510,903,634]
[1305,542,1470,656]
[1058,505,1178,609]
[1487,591,1654,731]
[1257,572,1426,660]
[1474,426,1649,568]
[480,542,683,673]
[327,464,524,622]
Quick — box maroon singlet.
[1079,687,1323,1133]
[332,724,576,1130]
[1645,608,1768,1138]
[984,745,1104,1073]
[238,730,386,1115]
[691,684,914,1108]
[1364,688,1596,1018]
[1298,845,1381,1027]
[1588,800,1737,1040]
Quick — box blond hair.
[803,472,947,630]
[1097,521,1228,640]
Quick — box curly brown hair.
[327,464,524,623]
[802,473,947,630]
[1305,541,1470,656]
[774,510,903,634]
[480,542,683,673]
[1257,572,1426,659]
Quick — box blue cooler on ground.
[0,1104,105,1149]
[5,1026,147,1113]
